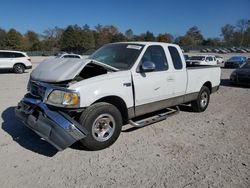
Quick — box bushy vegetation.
[0,19,249,53]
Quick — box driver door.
[132,45,175,116]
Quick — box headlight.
[46,90,80,107]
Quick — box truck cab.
[16,42,221,151]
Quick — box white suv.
[0,50,32,73]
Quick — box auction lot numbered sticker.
[126,45,142,50]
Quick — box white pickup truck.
[15,42,221,151]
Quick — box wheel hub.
[200,92,208,108]
[92,114,115,142]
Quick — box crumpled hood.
[31,58,90,82]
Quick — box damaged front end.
[15,58,117,150]
[15,96,88,150]
[15,80,88,150]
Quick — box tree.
[145,31,155,41]
[202,38,221,46]
[111,33,126,42]
[95,24,119,47]
[236,19,249,46]
[221,24,235,45]
[178,35,193,46]
[125,29,134,40]
[60,25,84,52]
[186,26,204,45]
[157,33,174,43]
[81,25,95,50]
[4,29,23,50]
[43,27,63,50]
[23,30,41,51]
[0,28,6,49]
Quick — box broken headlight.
[46,89,80,108]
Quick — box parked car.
[218,48,227,54]
[236,48,247,53]
[215,55,224,64]
[229,48,237,53]
[212,48,220,53]
[0,50,32,73]
[244,48,250,52]
[184,54,189,61]
[200,49,207,53]
[206,48,212,52]
[230,61,250,85]
[186,55,217,65]
[56,53,83,59]
[224,56,247,68]
[16,42,221,151]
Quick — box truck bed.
[186,65,221,95]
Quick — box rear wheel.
[13,64,25,74]
[191,86,210,112]
[79,102,122,150]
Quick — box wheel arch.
[93,95,129,123]
[203,81,212,93]
[13,62,26,68]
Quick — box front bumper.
[15,97,88,150]
[25,65,32,69]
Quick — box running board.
[128,106,180,128]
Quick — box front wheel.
[191,86,210,112]
[13,64,24,74]
[79,102,122,150]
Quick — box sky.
[0,0,249,39]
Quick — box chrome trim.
[21,97,85,140]
[29,80,80,108]
[141,61,156,72]
[134,93,199,117]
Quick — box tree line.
[0,19,249,53]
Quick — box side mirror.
[141,61,155,72]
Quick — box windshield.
[189,56,205,61]
[241,61,250,69]
[89,43,144,70]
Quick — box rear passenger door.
[168,46,187,96]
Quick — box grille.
[30,82,46,99]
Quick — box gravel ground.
[0,54,249,188]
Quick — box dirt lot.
[0,55,249,188]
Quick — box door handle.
[167,77,174,81]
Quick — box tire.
[13,64,25,74]
[191,86,210,112]
[79,102,122,150]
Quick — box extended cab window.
[141,45,168,71]
[168,46,183,70]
